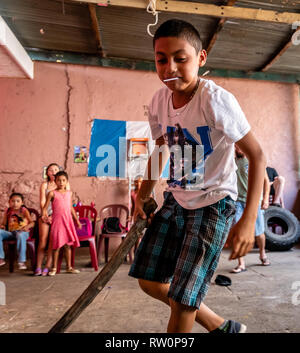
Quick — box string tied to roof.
[147,0,159,37]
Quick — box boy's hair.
[9,192,24,202]
[153,19,202,53]
[55,171,68,180]
[46,163,60,181]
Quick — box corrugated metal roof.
[0,0,299,79]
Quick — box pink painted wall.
[0,62,299,254]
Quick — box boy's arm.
[229,131,266,260]
[261,171,270,210]
[134,136,169,221]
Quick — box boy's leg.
[272,176,285,206]
[139,279,225,332]
[256,233,270,265]
[168,299,197,333]
[231,256,246,272]
[255,208,270,265]
[16,231,29,263]
[132,195,237,332]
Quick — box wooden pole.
[48,198,157,333]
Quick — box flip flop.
[215,275,232,286]
[260,257,271,266]
[231,266,247,274]
[42,268,49,276]
[34,267,42,276]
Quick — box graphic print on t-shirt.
[164,123,213,190]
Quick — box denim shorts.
[128,192,236,309]
[234,201,265,236]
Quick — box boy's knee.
[169,298,197,314]
[138,278,165,297]
[138,279,152,294]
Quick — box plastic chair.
[5,208,39,273]
[97,204,132,263]
[57,205,98,273]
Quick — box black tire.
[264,206,300,251]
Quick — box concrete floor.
[0,244,300,333]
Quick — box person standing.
[231,145,271,273]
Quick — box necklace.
[168,77,200,118]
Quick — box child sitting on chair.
[0,193,34,270]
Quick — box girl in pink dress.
[42,171,81,276]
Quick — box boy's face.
[154,36,207,92]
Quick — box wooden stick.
[48,198,157,333]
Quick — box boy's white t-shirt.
[148,78,251,209]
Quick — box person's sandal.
[66,267,80,274]
[34,267,42,276]
[230,266,247,274]
[260,257,271,266]
[42,268,49,276]
[48,268,57,276]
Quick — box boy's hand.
[0,224,5,230]
[228,217,255,260]
[133,197,154,225]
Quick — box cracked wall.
[0,62,299,222]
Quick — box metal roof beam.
[71,0,300,25]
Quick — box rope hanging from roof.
[147,0,159,37]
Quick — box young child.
[129,19,266,333]
[0,193,34,270]
[42,171,81,276]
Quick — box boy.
[231,144,270,273]
[129,19,266,333]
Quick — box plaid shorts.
[128,192,236,309]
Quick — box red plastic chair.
[5,208,39,273]
[97,204,132,263]
[57,205,98,272]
